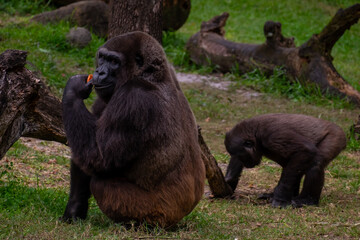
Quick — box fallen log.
[186,4,360,106]
[0,50,66,160]
[31,1,109,37]
[0,49,232,197]
[31,0,191,37]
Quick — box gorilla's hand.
[64,75,93,100]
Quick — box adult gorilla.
[61,31,205,227]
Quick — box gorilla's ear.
[276,22,282,30]
[142,56,165,82]
[145,58,162,74]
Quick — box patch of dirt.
[1,138,71,189]
[2,156,70,189]
[177,72,232,90]
[203,162,280,206]
[20,137,71,158]
[176,72,263,99]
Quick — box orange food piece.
[87,74,93,83]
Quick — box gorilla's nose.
[98,70,108,79]
[93,67,108,85]
[95,66,108,80]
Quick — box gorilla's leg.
[292,131,345,208]
[61,161,91,222]
[292,174,302,198]
[292,165,324,207]
[272,150,314,208]
[258,192,274,200]
[259,175,301,201]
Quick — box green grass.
[0,17,104,95]
[2,181,359,239]
[237,67,356,109]
[1,0,360,239]
[0,0,52,15]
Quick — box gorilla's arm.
[63,75,148,175]
[224,157,243,191]
[91,97,107,118]
[62,75,101,174]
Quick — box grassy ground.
[1,0,360,239]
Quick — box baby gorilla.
[224,113,346,208]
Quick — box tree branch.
[300,4,360,60]
[0,50,66,160]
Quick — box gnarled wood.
[0,50,66,160]
[186,4,360,106]
[198,126,233,197]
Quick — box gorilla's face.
[225,133,260,168]
[92,48,124,101]
[224,130,261,191]
[91,32,167,104]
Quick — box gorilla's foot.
[291,197,319,208]
[60,201,88,223]
[258,192,274,200]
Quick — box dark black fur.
[224,113,346,208]
[61,32,205,227]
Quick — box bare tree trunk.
[0,50,66,160]
[186,4,360,106]
[108,0,163,43]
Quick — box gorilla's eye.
[243,140,254,148]
[111,58,118,65]
[135,54,144,67]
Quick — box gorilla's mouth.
[93,83,114,90]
